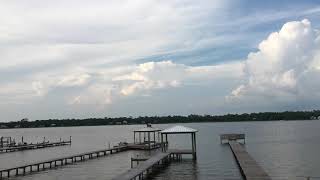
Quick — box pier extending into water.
[0,142,168,179]
[113,125,198,180]
[221,134,271,180]
[0,145,128,179]
[0,125,197,179]
[114,149,193,180]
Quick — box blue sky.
[1,0,320,121]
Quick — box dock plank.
[229,141,271,180]
[112,152,170,180]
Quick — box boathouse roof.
[134,127,162,132]
[161,125,198,134]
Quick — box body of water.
[0,120,319,180]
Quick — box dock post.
[133,132,136,144]
[193,132,197,160]
[160,134,164,152]
[191,133,194,160]
[148,132,151,150]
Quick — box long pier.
[0,141,168,179]
[113,152,171,180]
[113,149,193,180]
[0,140,71,153]
[0,145,128,179]
[228,141,271,180]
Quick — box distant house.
[122,120,128,125]
[318,116,320,120]
[0,125,8,129]
[21,118,29,122]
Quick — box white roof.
[161,125,198,134]
[134,127,162,132]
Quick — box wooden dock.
[126,142,162,150]
[229,141,271,180]
[114,149,193,180]
[220,133,245,144]
[113,152,171,180]
[0,145,128,179]
[0,140,71,153]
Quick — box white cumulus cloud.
[228,19,320,106]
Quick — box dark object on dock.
[220,133,245,144]
[0,145,128,179]
[223,135,271,180]
[114,150,192,180]
[0,137,72,154]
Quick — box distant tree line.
[1,110,320,129]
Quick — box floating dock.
[221,134,271,180]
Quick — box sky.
[1,0,320,121]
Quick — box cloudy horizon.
[1,0,320,122]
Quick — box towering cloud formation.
[229,19,320,106]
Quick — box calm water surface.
[0,120,319,180]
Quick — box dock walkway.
[113,152,171,180]
[229,141,271,180]
[0,145,128,179]
[114,149,193,180]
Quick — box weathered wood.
[229,141,271,180]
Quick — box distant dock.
[221,134,271,180]
[0,137,72,154]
